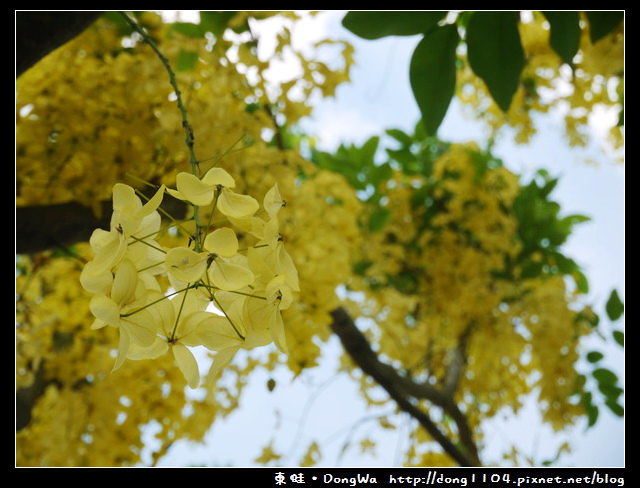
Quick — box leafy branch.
[342,10,624,136]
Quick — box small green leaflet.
[605,289,624,321]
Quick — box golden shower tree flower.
[127,289,243,389]
[80,182,166,293]
[111,182,165,236]
[243,273,294,354]
[167,167,259,219]
[165,247,208,285]
[203,227,255,291]
[87,258,158,371]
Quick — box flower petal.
[217,190,259,219]
[203,227,238,258]
[88,228,127,273]
[172,343,200,388]
[80,259,113,294]
[263,183,285,219]
[243,298,278,349]
[277,246,300,293]
[165,247,208,283]
[89,294,120,328]
[206,346,240,388]
[123,309,157,347]
[270,310,288,354]
[209,258,255,290]
[187,314,244,351]
[112,326,131,372]
[112,183,141,217]
[202,167,235,188]
[127,336,169,360]
[139,184,166,217]
[111,259,138,306]
[171,172,214,206]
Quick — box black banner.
[255,468,627,487]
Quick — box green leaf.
[598,382,624,403]
[573,270,589,294]
[342,11,447,39]
[175,49,199,72]
[353,260,373,276]
[613,330,624,347]
[586,351,604,363]
[410,24,460,135]
[359,136,380,167]
[561,214,591,226]
[592,367,618,386]
[369,162,393,187]
[581,392,598,427]
[199,11,237,37]
[368,206,391,232]
[575,308,599,328]
[466,11,525,112]
[542,11,581,66]
[549,251,577,274]
[586,404,599,427]
[605,289,624,321]
[385,128,413,146]
[585,11,624,43]
[604,398,624,417]
[169,21,205,38]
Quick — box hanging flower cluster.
[80,167,299,389]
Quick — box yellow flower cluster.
[457,12,623,154]
[79,168,298,389]
[16,11,354,213]
[342,144,594,461]
[16,12,359,466]
[16,251,219,466]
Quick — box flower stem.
[170,285,190,342]
[120,285,193,318]
[120,11,204,252]
[211,294,246,341]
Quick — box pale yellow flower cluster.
[79,168,298,390]
[343,145,595,461]
[457,12,623,154]
[16,11,355,212]
[16,250,219,466]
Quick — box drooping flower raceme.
[80,170,298,389]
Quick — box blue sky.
[155,10,624,468]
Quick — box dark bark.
[15,195,188,255]
[16,10,107,254]
[16,200,112,255]
[16,11,105,77]
[330,307,481,467]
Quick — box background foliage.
[16,11,623,467]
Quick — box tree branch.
[330,307,481,467]
[15,193,188,255]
